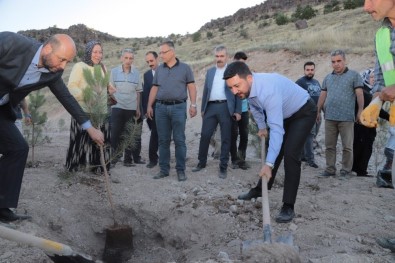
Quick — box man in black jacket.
[0,32,104,222]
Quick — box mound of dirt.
[0,50,393,263]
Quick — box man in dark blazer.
[0,32,104,222]
[142,51,159,168]
[192,45,241,178]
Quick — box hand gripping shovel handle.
[261,137,272,243]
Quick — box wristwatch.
[190,104,197,108]
[265,162,274,168]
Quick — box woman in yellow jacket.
[65,40,114,174]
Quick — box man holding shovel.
[223,61,317,223]
[0,32,104,222]
[362,0,395,252]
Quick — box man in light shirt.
[223,61,317,223]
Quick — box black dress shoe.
[0,208,31,222]
[123,162,135,167]
[153,172,169,179]
[237,187,261,200]
[146,162,157,168]
[377,237,395,252]
[219,168,227,179]
[177,171,187,181]
[192,163,206,172]
[275,206,295,223]
[238,161,250,170]
[134,159,146,165]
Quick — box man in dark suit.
[0,32,104,222]
[142,51,159,168]
[192,45,241,178]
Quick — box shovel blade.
[275,231,294,247]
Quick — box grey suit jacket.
[201,66,241,116]
[0,31,88,124]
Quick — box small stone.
[229,205,238,213]
[217,251,230,261]
[289,223,298,231]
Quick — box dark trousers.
[146,117,158,163]
[254,99,317,205]
[111,108,142,163]
[197,102,232,169]
[230,111,249,161]
[0,107,29,208]
[352,123,376,175]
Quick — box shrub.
[275,13,289,26]
[207,31,214,39]
[324,0,341,14]
[344,0,364,9]
[239,29,249,39]
[258,21,270,28]
[292,5,317,20]
[192,32,201,42]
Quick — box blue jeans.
[155,102,187,174]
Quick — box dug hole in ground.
[0,51,394,262]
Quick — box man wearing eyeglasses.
[146,40,197,182]
[0,32,104,222]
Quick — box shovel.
[0,224,100,263]
[241,137,300,262]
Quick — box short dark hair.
[223,61,252,80]
[304,61,315,69]
[234,51,248,61]
[160,40,175,49]
[146,51,158,58]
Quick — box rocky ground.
[0,50,394,263]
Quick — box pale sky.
[0,0,265,38]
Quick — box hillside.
[2,2,394,263]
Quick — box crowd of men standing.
[1,1,395,252]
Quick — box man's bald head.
[40,34,76,72]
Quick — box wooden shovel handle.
[261,137,271,226]
[0,225,73,256]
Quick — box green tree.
[82,65,140,222]
[24,90,51,165]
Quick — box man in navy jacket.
[0,32,104,222]
[192,45,241,178]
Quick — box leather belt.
[156,99,186,105]
[208,100,227,104]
